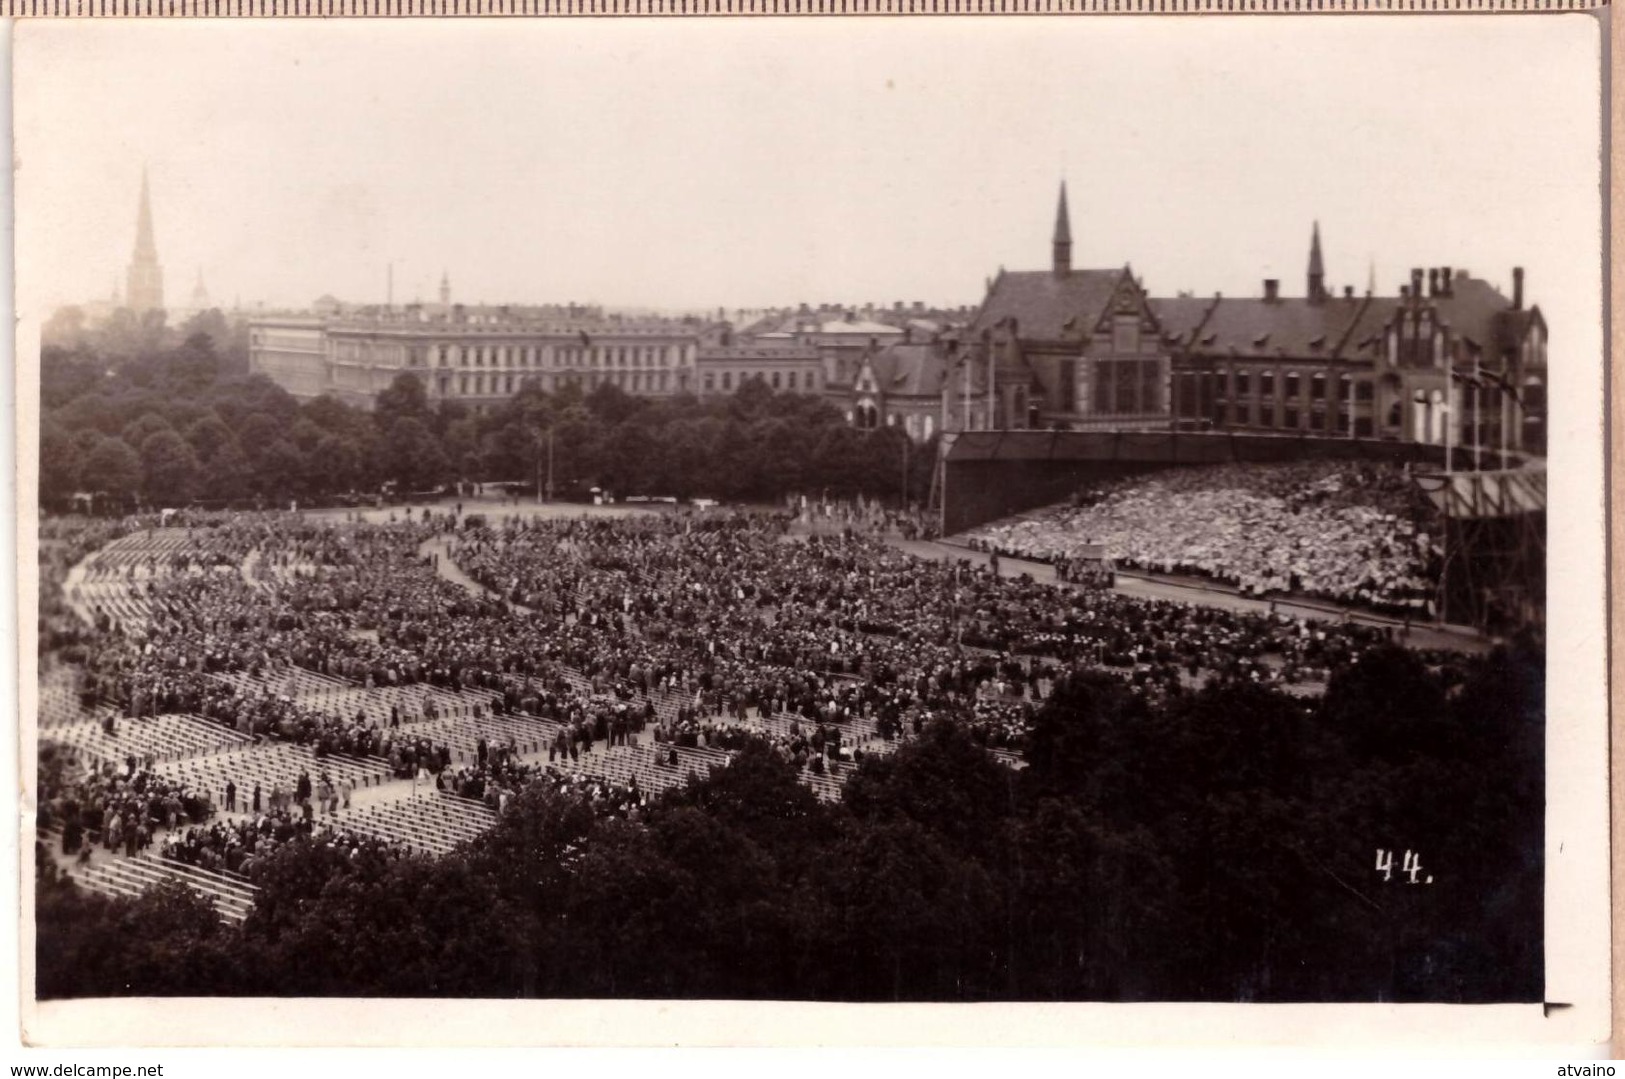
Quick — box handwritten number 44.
[1375,849,1433,884]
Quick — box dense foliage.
[39,332,930,513]
[37,636,1543,1002]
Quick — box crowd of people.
[36,492,1475,889]
[40,753,211,861]
[792,494,938,541]
[965,461,1443,612]
[161,808,408,878]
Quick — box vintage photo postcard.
[10,13,1611,1050]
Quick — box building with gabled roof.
[968,183,1175,432]
[962,184,1547,456]
[836,334,989,443]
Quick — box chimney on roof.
[1428,269,1439,298]
[1411,269,1424,303]
[1441,267,1453,296]
[1052,181,1072,278]
[1263,279,1280,302]
[1512,267,1524,310]
[913,301,924,313]
[1344,286,1354,300]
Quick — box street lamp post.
[901,435,910,509]
[536,426,555,505]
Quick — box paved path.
[867,533,1488,655]
[417,535,535,614]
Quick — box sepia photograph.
[11,13,1610,1049]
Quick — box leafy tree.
[83,436,142,502]
[309,433,363,495]
[843,718,1020,861]
[811,424,869,497]
[585,382,643,426]
[184,413,235,460]
[163,333,223,397]
[381,416,447,492]
[442,416,483,481]
[39,420,83,508]
[1319,644,1450,763]
[374,373,431,431]
[41,346,104,409]
[139,428,202,505]
[177,311,232,362]
[36,871,240,998]
[808,817,998,1000]
[254,439,308,501]
[302,394,366,436]
[42,306,89,350]
[199,438,251,503]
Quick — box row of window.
[849,406,938,440]
[254,334,324,352]
[428,343,687,370]
[436,370,685,397]
[1223,371,1373,402]
[701,369,820,394]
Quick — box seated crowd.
[966,461,1442,612]
[39,494,1473,883]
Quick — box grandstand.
[37,492,1470,923]
[38,524,905,913]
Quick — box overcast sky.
[14,16,1601,339]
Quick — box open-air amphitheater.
[37,463,1494,927]
[37,511,1025,923]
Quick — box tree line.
[39,330,933,513]
[36,640,1543,1002]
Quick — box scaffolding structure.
[1412,466,1546,632]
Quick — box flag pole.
[1444,345,1454,474]
[1472,353,1482,471]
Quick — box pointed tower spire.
[1052,181,1072,278]
[1367,257,1376,297]
[126,167,165,313]
[439,270,451,306]
[189,266,211,313]
[1307,221,1326,303]
[134,168,157,260]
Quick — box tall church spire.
[126,167,165,313]
[439,270,451,306]
[1052,181,1072,278]
[1307,220,1327,303]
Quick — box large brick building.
[966,184,1548,456]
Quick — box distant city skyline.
[16,17,1600,347]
